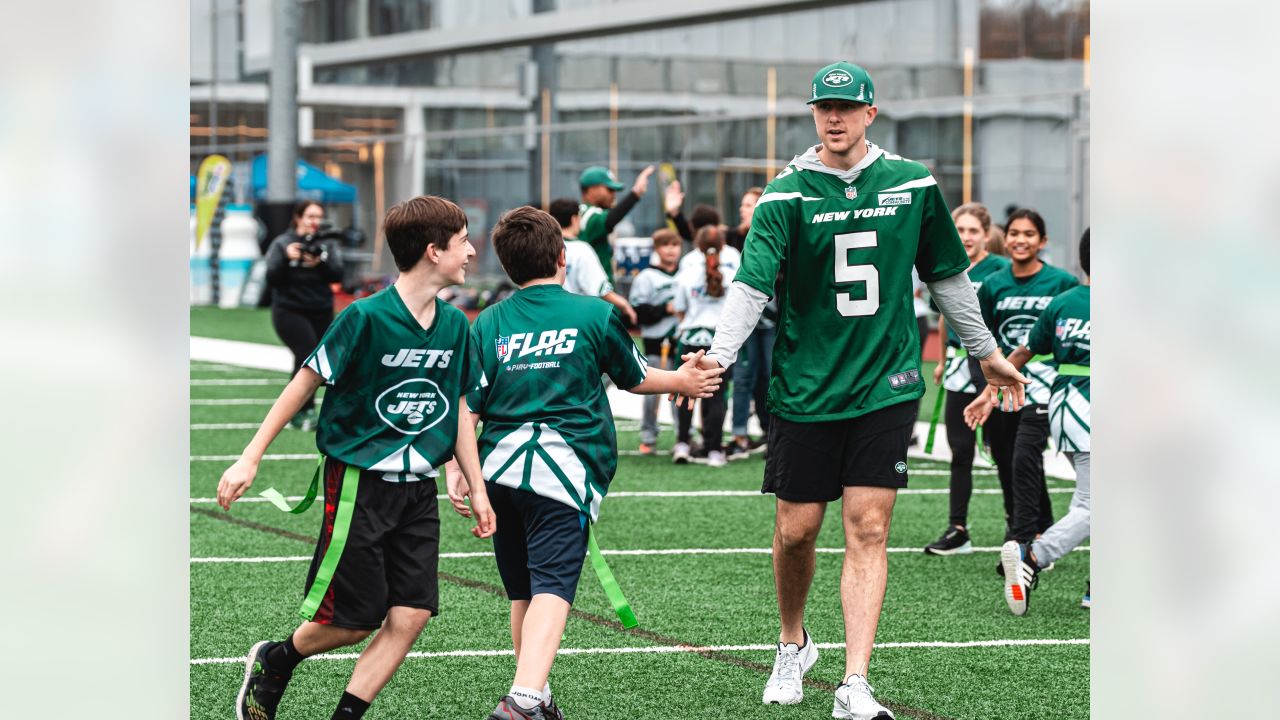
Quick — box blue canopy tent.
[250,155,358,204]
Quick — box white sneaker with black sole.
[762,629,818,705]
[833,674,894,719]
[672,442,691,464]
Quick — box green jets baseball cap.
[807,61,875,106]
[579,166,625,190]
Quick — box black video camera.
[299,221,345,261]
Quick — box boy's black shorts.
[487,482,590,604]
[301,457,441,630]
[763,400,918,503]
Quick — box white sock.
[509,685,543,710]
[542,682,552,702]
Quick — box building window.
[980,0,1089,60]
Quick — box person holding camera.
[265,200,345,430]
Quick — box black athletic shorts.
[301,457,441,630]
[487,482,590,604]
[763,400,918,502]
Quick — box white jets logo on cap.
[824,70,853,87]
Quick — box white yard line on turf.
[190,487,1071,503]
[191,378,286,386]
[191,637,1088,665]
[191,545,1088,563]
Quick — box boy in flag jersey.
[691,61,1028,719]
[217,196,495,720]
[446,206,724,720]
[967,229,1092,615]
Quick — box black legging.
[676,345,730,453]
[985,404,1055,542]
[947,390,1006,527]
[271,306,333,412]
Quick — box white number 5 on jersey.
[834,231,879,317]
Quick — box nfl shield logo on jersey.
[845,186,857,200]
[496,335,510,362]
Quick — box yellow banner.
[194,155,232,250]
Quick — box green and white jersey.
[563,238,613,298]
[941,253,1011,393]
[977,263,1080,406]
[304,287,482,480]
[734,142,970,422]
[466,284,648,520]
[1025,285,1090,452]
[578,203,613,274]
[629,266,680,340]
[673,253,738,348]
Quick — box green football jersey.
[578,203,613,274]
[735,143,970,422]
[977,263,1080,406]
[1025,285,1090,451]
[941,253,1011,393]
[466,284,648,520]
[304,287,482,480]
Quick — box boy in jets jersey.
[451,206,724,720]
[217,196,495,720]
[968,229,1091,615]
[628,227,684,454]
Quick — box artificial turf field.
[190,346,1089,719]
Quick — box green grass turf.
[189,361,1088,720]
[191,306,281,345]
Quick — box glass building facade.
[191,0,1090,279]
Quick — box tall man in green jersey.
[578,164,655,274]
[446,206,724,720]
[695,61,1028,719]
[217,196,495,720]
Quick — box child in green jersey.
[217,195,495,720]
[967,229,1091,615]
[446,206,724,720]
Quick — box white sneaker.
[672,442,691,464]
[762,630,818,705]
[833,674,894,719]
[707,450,727,467]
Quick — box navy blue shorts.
[487,482,590,604]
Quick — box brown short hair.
[651,228,681,247]
[491,206,563,285]
[690,204,722,233]
[382,195,468,272]
[547,198,579,229]
[744,186,764,199]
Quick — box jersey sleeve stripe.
[879,176,938,193]
[307,345,333,383]
[756,191,824,205]
[630,344,648,378]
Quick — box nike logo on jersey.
[811,207,898,223]
[995,296,1053,311]
[497,329,578,363]
[381,348,454,368]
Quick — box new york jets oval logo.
[998,315,1039,349]
[824,70,853,87]
[894,461,907,474]
[375,378,450,435]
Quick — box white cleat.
[833,674,894,719]
[762,629,818,705]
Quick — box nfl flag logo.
[845,186,857,200]
[496,335,510,361]
[1055,320,1068,340]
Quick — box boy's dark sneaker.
[1000,541,1040,616]
[236,640,290,720]
[487,696,560,719]
[728,438,752,461]
[923,526,973,555]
